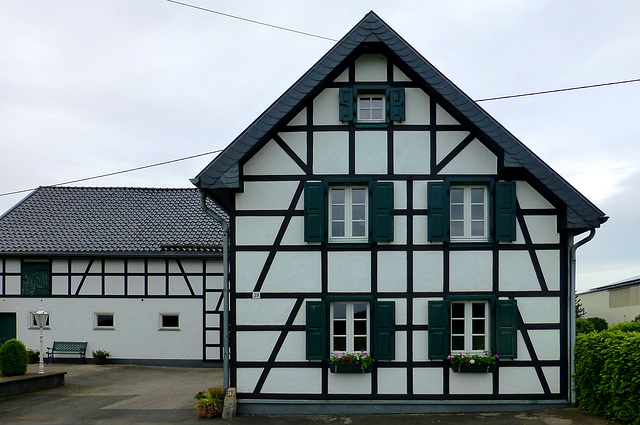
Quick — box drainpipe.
[199,190,229,390]
[569,228,596,404]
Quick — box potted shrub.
[27,348,40,364]
[329,351,375,373]
[448,351,498,373]
[92,350,110,365]
[194,387,225,418]
[0,339,28,376]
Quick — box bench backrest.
[52,341,87,352]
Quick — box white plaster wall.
[516,181,555,209]
[449,251,493,292]
[413,368,443,394]
[413,251,444,292]
[278,132,307,163]
[524,216,559,244]
[449,370,493,394]
[499,367,544,394]
[377,251,407,293]
[528,329,560,360]
[579,290,640,324]
[538,250,560,291]
[236,331,279,361]
[313,132,349,174]
[393,131,430,174]
[413,215,428,245]
[9,297,202,359]
[281,216,305,245]
[236,216,283,246]
[378,368,407,394]
[236,299,298,326]
[413,180,428,209]
[392,65,411,82]
[286,109,307,126]
[393,180,407,209]
[275,331,306,361]
[403,88,430,125]
[243,139,305,176]
[313,88,341,125]
[412,330,429,361]
[354,54,387,82]
[236,251,269,293]
[439,139,497,175]
[355,131,387,174]
[436,104,459,125]
[390,216,408,246]
[237,368,263,393]
[328,252,371,292]
[263,368,323,394]
[542,366,561,394]
[236,181,300,211]
[333,69,348,83]
[436,131,470,164]
[263,251,322,293]
[328,372,372,394]
[518,297,560,324]
[499,251,544,292]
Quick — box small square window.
[29,312,50,329]
[160,313,180,330]
[357,95,385,122]
[94,313,114,329]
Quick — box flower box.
[451,364,497,373]
[330,364,372,373]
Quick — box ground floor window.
[451,300,488,352]
[94,313,114,330]
[330,302,369,353]
[160,313,180,330]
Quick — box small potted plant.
[329,351,375,373]
[92,349,110,365]
[448,351,499,373]
[194,387,225,418]
[27,348,40,364]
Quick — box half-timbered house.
[193,12,607,413]
[0,186,224,364]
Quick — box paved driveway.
[0,363,619,424]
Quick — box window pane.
[450,188,464,203]
[333,303,347,319]
[353,337,367,351]
[353,303,367,319]
[334,320,346,336]
[352,221,365,237]
[162,314,179,328]
[451,205,464,220]
[371,98,383,108]
[451,319,464,335]
[472,319,485,334]
[472,335,485,350]
[472,303,485,318]
[471,221,485,236]
[97,314,113,327]
[334,337,346,351]
[332,205,345,220]
[351,188,366,204]
[451,221,464,236]
[360,98,371,108]
[471,205,484,220]
[354,320,367,336]
[452,336,465,351]
[452,303,464,318]
[352,205,366,220]
[331,189,345,204]
[371,109,383,120]
[471,188,484,203]
[332,222,345,237]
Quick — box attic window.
[357,95,385,122]
[339,86,405,124]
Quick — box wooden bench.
[46,341,88,364]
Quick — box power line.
[0,150,222,198]
[475,78,640,102]
[165,0,338,42]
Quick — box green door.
[0,313,17,347]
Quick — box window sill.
[158,328,181,331]
[451,364,497,373]
[28,326,51,330]
[329,364,372,373]
[93,327,115,331]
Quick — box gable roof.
[578,275,640,295]
[192,11,607,233]
[0,187,226,256]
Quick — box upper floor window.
[21,262,51,296]
[450,186,488,242]
[329,187,368,243]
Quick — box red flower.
[345,357,351,362]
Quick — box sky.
[1,1,639,292]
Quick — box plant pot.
[330,364,372,373]
[197,409,218,418]
[28,354,39,364]
[451,364,497,373]
[94,356,108,365]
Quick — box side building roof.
[192,11,607,233]
[0,186,226,257]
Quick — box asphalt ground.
[0,363,620,424]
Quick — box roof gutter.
[198,190,230,391]
[568,228,596,404]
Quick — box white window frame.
[450,185,489,242]
[94,312,115,330]
[328,186,368,243]
[450,300,489,354]
[357,94,385,122]
[29,311,50,329]
[330,302,370,354]
[159,313,180,331]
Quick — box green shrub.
[575,330,640,425]
[576,318,595,334]
[0,338,28,376]
[585,316,608,331]
[610,320,640,332]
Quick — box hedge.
[575,329,640,425]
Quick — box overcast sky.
[1,1,639,292]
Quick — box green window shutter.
[427,181,450,242]
[21,262,50,296]
[428,300,450,360]
[387,87,405,122]
[370,182,394,242]
[304,182,326,243]
[339,88,354,122]
[495,299,518,359]
[306,301,327,360]
[495,181,517,242]
[373,301,395,360]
